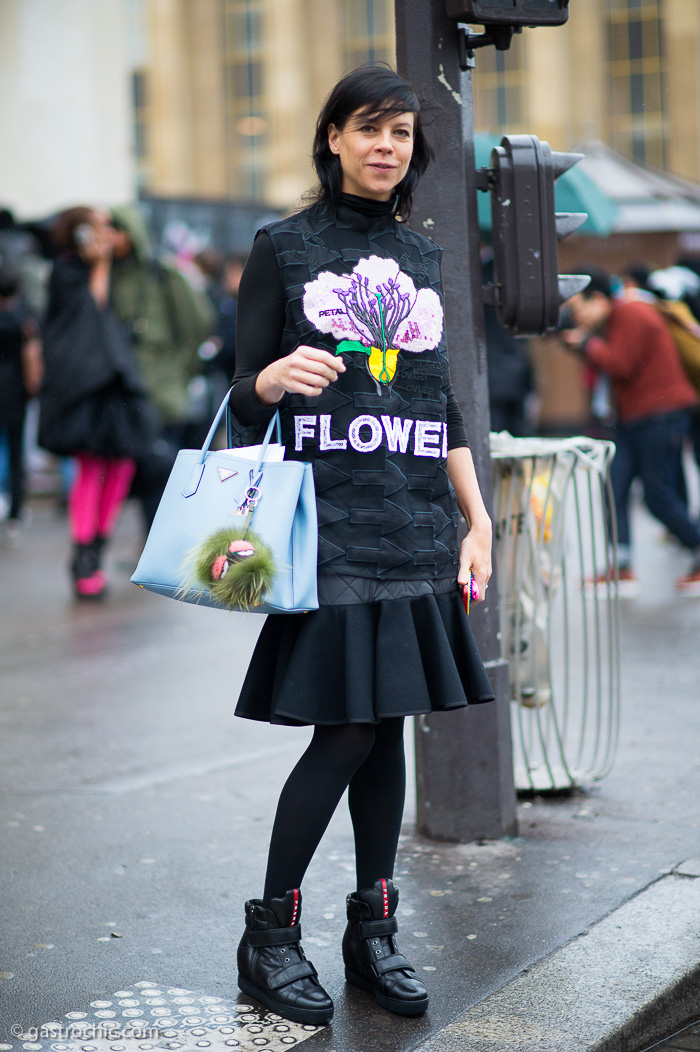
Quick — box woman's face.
[89,211,131,258]
[328,109,415,201]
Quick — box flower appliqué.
[303,256,443,385]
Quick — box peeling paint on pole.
[437,63,464,105]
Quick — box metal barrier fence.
[490,434,620,792]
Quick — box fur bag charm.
[132,398,318,614]
[192,526,276,611]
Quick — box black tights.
[262,718,406,904]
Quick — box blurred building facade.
[134,0,700,209]
[0,0,134,217]
[472,0,700,183]
[136,0,395,209]
[1,1,697,445]
[2,1,699,221]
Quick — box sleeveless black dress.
[230,193,494,725]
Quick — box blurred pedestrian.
[107,206,216,515]
[0,207,47,316]
[482,256,533,435]
[216,253,246,379]
[619,263,656,304]
[192,247,226,306]
[643,265,700,511]
[39,207,157,598]
[648,262,700,321]
[229,65,494,1026]
[564,266,700,595]
[583,266,656,438]
[0,268,42,544]
[188,250,247,443]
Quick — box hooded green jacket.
[109,204,216,424]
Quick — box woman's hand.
[457,521,492,605]
[255,345,346,405]
[559,327,587,352]
[77,220,113,268]
[446,446,492,606]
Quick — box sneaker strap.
[245,924,302,948]
[267,960,318,990]
[357,917,398,939]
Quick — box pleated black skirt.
[235,585,495,726]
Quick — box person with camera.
[564,266,700,595]
[39,208,156,598]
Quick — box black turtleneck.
[336,191,395,219]
[341,191,393,211]
[231,194,468,448]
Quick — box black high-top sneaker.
[237,889,333,1025]
[342,878,429,1016]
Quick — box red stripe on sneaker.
[381,878,388,918]
[291,888,299,926]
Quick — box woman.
[230,66,495,1025]
[40,208,155,598]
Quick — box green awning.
[474,132,618,237]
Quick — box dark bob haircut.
[309,65,434,221]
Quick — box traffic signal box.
[443,1,588,335]
[445,0,569,25]
[482,135,590,336]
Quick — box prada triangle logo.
[218,467,239,483]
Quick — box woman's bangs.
[346,81,419,130]
[352,99,418,126]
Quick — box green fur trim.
[185,526,276,611]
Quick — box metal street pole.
[395,0,517,841]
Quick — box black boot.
[342,878,429,1016]
[92,534,108,568]
[237,889,333,1025]
[69,542,107,599]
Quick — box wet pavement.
[1,492,700,1051]
[641,1021,700,1052]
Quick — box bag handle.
[252,411,283,475]
[198,387,282,465]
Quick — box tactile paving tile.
[0,981,322,1051]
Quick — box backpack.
[655,299,700,396]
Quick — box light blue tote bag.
[131,391,318,613]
